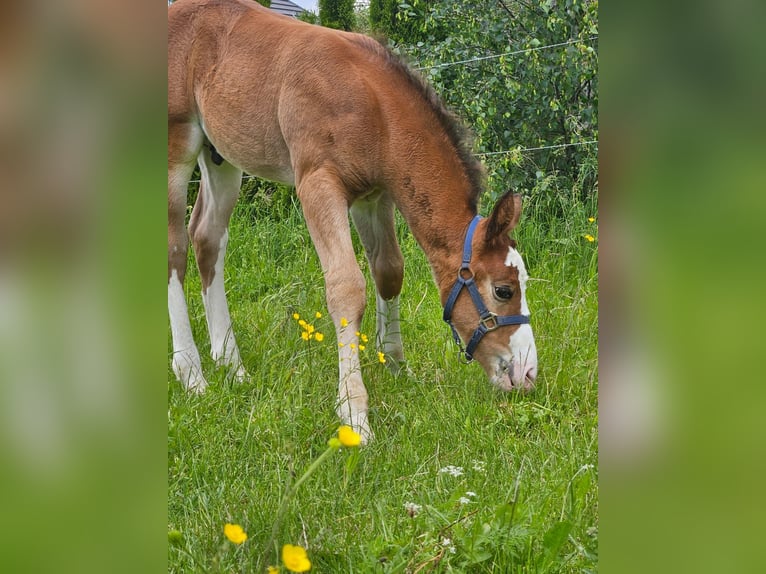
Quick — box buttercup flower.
[282,544,311,572]
[338,425,361,447]
[314,332,324,342]
[223,523,248,544]
[340,317,349,328]
[588,217,595,223]
[583,234,595,242]
[267,567,280,574]
[315,311,322,319]
[292,313,300,320]
[377,351,386,364]
[301,331,310,341]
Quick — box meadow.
[168,182,598,573]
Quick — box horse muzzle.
[493,358,537,391]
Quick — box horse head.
[442,192,538,391]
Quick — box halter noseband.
[442,215,530,362]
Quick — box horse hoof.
[185,376,208,394]
[345,413,374,445]
[230,365,249,383]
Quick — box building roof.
[269,0,306,18]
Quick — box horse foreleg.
[189,147,247,382]
[351,193,405,369]
[298,169,372,443]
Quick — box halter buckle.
[479,313,499,331]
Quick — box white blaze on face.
[505,246,538,386]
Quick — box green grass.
[168,189,598,573]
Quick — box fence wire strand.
[415,35,598,71]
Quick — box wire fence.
[415,35,598,71]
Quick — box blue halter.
[442,215,530,362]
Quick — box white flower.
[465,491,477,498]
[472,460,486,472]
[458,496,471,505]
[441,537,456,554]
[438,465,464,477]
[404,502,422,517]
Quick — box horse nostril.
[524,365,537,382]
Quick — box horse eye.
[494,285,514,300]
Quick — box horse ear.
[485,192,522,244]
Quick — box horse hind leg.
[168,123,207,391]
[350,192,405,370]
[189,144,247,382]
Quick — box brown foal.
[168,0,537,443]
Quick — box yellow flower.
[350,343,357,350]
[301,331,310,341]
[327,437,342,449]
[298,319,307,327]
[340,317,348,328]
[338,425,361,447]
[267,567,280,574]
[314,332,324,342]
[377,352,386,364]
[338,342,345,348]
[292,313,300,321]
[315,311,322,319]
[358,345,366,351]
[355,331,360,337]
[306,324,315,334]
[583,234,595,242]
[360,334,369,343]
[282,544,311,572]
[588,217,595,223]
[223,523,248,545]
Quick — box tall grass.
[168,181,597,572]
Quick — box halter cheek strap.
[442,215,530,362]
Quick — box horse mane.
[352,36,486,211]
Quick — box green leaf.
[542,520,573,562]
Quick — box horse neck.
[385,140,477,303]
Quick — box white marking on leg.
[201,230,247,381]
[336,320,372,444]
[505,247,537,386]
[168,269,207,392]
[376,293,404,362]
